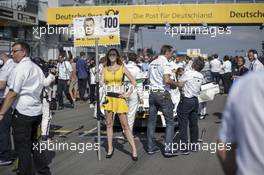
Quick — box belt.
[182,95,198,99]
[150,89,166,93]
[106,92,124,99]
[14,109,42,118]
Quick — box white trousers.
[170,89,181,116]
[41,98,52,136]
[127,91,139,131]
[199,102,207,116]
[51,84,57,98]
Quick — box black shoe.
[70,103,74,109]
[106,149,114,159]
[39,135,48,142]
[179,149,190,155]
[131,155,138,161]
[164,150,179,157]
[190,143,199,152]
[58,106,64,110]
[147,147,160,155]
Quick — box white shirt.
[202,61,210,72]
[222,60,232,73]
[125,61,143,99]
[43,74,56,101]
[0,59,16,98]
[184,60,193,71]
[8,57,45,116]
[167,61,181,103]
[168,61,178,80]
[219,71,264,175]
[169,60,180,73]
[175,61,185,69]
[90,67,96,85]
[149,55,172,91]
[180,69,204,98]
[249,59,264,72]
[210,58,222,72]
[57,61,72,80]
[125,61,141,81]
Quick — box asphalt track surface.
[0,95,226,175]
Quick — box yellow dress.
[102,65,129,113]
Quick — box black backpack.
[31,57,49,77]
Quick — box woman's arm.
[122,66,136,98]
[123,66,136,87]
[99,67,105,86]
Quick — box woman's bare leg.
[119,114,137,157]
[105,111,114,154]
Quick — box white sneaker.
[90,104,95,108]
[199,115,205,120]
[0,160,12,166]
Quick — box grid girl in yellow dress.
[100,48,138,161]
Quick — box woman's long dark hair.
[106,48,123,66]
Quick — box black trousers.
[12,110,51,175]
[78,79,87,101]
[222,72,232,94]
[57,79,73,107]
[0,101,13,161]
[177,96,199,145]
[89,84,96,104]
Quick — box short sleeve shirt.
[149,55,172,91]
[180,70,204,98]
[8,57,45,116]
[57,61,73,80]
[0,59,16,98]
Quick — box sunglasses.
[109,53,117,57]
[11,49,23,53]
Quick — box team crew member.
[218,70,264,175]
[177,57,205,155]
[57,53,74,109]
[199,58,211,120]
[40,67,57,141]
[76,52,89,102]
[168,59,181,117]
[209,54,221,84]
[0,53,16,165]
[247,49,264,72]
[147,45,183,157]
[0,41,50,175]
[124,53,143,134]
[221,55,232,94]
[89,58,96,108]
[100,48,138,161]
[232,56,249,82]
